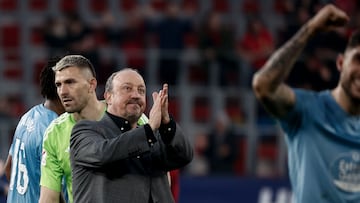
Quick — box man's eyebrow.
[63,78,77,83]
[121,82,145,87]
[119,82,133,87]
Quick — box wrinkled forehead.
[54,66,90,81]
[115,70,145,86]
[55,66,77,75]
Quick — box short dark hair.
[54,55,96,78]
[346,29,360,51]
[40,57,61,100]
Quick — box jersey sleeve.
[8,143,13,156]
[279,88,316,138]
[8,119,23,156]
[34,123,47,167]
[40,127,63,192]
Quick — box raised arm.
[252,4,349,118]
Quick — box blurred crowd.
[1,0,360,178]
[35,0,357,89]
[0,160,7,203]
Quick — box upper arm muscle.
[257,84,296,119]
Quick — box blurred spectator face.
[214,111,229,134]
[53,19,66,37]
[127,9,143,28]
[166,2,179,18]
[46,17,66,37]
[248,18,263,35]
[297,7,310,24]
[194,132,208,153]
[69,20,83,34]
[102,11,115,27]
[209,13,221,31]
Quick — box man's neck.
[332,86,360,115]
[73,100,106,122]
[44,99,64,115]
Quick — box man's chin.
[126,111,141,120]
[64,106,77,113]
[127,115,141,123]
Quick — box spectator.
[119,9,147,79]
[66,13,102,85]
[44,16,68,57]
[198,11,239,86]
[237,16,274,72]
[205,111,238,174]
[185,131,210,176]
[147,1,192,85]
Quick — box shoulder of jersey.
[52,112,71,124]
[43,113,71,139]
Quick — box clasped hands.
[148,84,170,131]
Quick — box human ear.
[104,91,112,105]
[336,54,344,72]
[89,78,97,93]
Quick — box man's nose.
[130,90,141,97]
[58,85,68,96]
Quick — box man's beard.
[126,112,141,124]
[342,80,360,104]
[125,99,143,123]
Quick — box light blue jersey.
[280,89,360,203]
[7,104,58,203]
